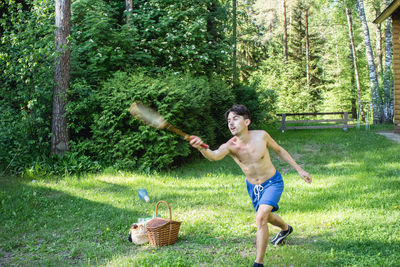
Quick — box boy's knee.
[256,206,273,227]
[256,213,269,227]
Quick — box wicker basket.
[146,201,182,247]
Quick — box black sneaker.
[271,225,293,246]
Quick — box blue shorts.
[246,170,284,212]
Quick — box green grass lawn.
[1,126,400,266]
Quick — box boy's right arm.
[189,136,230,161]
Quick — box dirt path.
[377,131,400,143]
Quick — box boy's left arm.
[266,133,312,184]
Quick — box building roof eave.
[374,0,400,23]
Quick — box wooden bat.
[129,102,209,149]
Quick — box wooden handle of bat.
[166,124,209,149]
[200,143,209,149]
[187,135,209,149]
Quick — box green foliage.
[3,0,389,177]
[252,1,328,114]
[84,72,235,171]
[233,83,277,127]
[67,79,97,139]
[208,77,237,143]
[320,0,370,113]
[1,0,235,175]
[21,152,102,178]
[66,0,234,168]
[235,0,269,82]
[252,52,298,113]
[70,0,127,85]
[287,1,326,112]
[124,0,231,76]
[0,0,54,173]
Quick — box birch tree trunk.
[52,0,71,155]
[383,0,393,122]
[374,2,383,77]
[282,0,288,62]
[346,6,361,118]
[356,0,383,123]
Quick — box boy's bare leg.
[255,205,274,264]
[267,212,289,231]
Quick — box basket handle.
[155,200,172,221]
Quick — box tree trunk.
[305,8,310,86]
[52,0,70,155]
[232,0,238,86]
[356,0,383,123]
[349,43,357,118]
[346,6,362,118]
[125,0,133,23]
[282,0,288,62]
[383,0,393,122]
[375,3,383,77]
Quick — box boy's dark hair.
[225,104,251,121]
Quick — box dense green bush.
[67,0,233,161]
[0,0,54,173]
[82,71,234,171]
[233,83,277,128]
[21,152,102,178]
[70,0,127,85]
[126,0,231,75]
[208,78,237,143]
[0,0,271,176]
[69,0,231,85]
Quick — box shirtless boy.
[189,104,312,267]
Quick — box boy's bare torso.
[226,130,276,185]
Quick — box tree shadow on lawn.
[0,181,253,266]
[287,229,400,266]
[0,177,251,266]
[0,179,150,266]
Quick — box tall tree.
[374,0,383,77]
[356,0,383,123]
[235,0,269,82]
[286,0,325,112]
[283,0,288,61]
[346,5,362,117]
[383,0,393,122]
[305,6,310,85]
[52,0,71,155]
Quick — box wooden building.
[374,0,400,133]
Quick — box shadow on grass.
[0,177,250,266]
[287,228,400,266]
[0,178,148,266]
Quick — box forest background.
[0,0,395,176]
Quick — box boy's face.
[227,112,250,136]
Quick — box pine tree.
[286,0,325,112]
